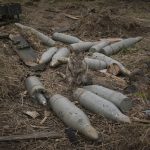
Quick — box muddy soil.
[0,0,150,150]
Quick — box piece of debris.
[132,117,150,124]
[66,53,90,86]
[96,71,127,89]
[40,110,50,124]
[100,38,122,43]
[83,85,132,112]
[57,57,69,64]
[52,32,82,44]
[70,41,100,52]
[50,47,70,67]
[143,110,150,118]
[84,58,107,70]
[0,33,9,39]
[39,47,58,64]
[0,3,21,26]
[25,76,48,106]
[99,69,107,73]
[92,53,131,76]
[89,41,110,53]
[23,110,40,119]
[9,34,38,67]
[107,63,121,76]
[56,72,66,79]
[102,37,143,56]
[74,88,131,123]
[21,29,45,52]
[65,128,79,144]
[49,94,99,140]
[30,125,49,129]
[15,23,55,46]
[0,131,62,142]
[64,13,80,20]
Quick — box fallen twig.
[64,13,80,20]
[30,125,49,129]
[0,131,62,142]
[99,71,127,88]
[0,33,9,39]
[56,72,66,79]
[40,111,50,124]
[100,38,122,43]
[132,117,150,124]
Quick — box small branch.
[64,13,80,20]
[0,131,62,142]
[132,117,150,124]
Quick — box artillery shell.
[102,37,143,56]
[89,41,110,53]
[92,53,131,75]
[35,93,47,106]
[15,23,55,46]
[84,58,107,70]
[52,32,82,44]
[49,94,99,140]
[39,47,58,64]
[50,47,70,67]
[71,42,100,52]
[74,88,131,123]
[25,76,47,106]
[83,85,132,112]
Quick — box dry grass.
[0,0,150,149]
[0,43,23,99]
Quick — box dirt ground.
[0,0,150,149]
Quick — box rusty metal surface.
[9,34,38,67]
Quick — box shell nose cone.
[41,100,47,106]
[50,61,57,67]
[83,125,99,140]
[136,36,143,41]
[118,115,131,123]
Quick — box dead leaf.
[23,111,40,119]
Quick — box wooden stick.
[100,38,122,43]
[132,117,150,124]
[0,131,62,142]
[64,13,80,20]
[92,71,127,89]
[0,33,9,39]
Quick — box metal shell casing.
[74,88,131,123]
[39,47,58,64]
[84,58,107,70]
[102,37,143,56]
[25,76,46,98]
[89,41,110,53]
[83,85,132,112]
[50,47,70,67]
[49,94,99,140]
[52,32,82,44]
